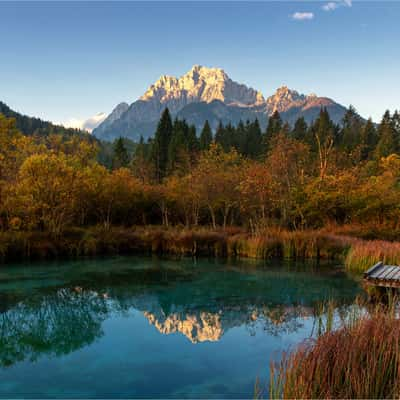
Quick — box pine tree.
[168,121,187,174]
[236,120,247,154]
[375,110,397,159]
[392,110,400,143]
[340,105,363,153]
[131,135,152,182]
[244,119,262,158]
[264,111,282,151]
[311,108,336,179]
[151,108,173,182]
[112,137,130,169]
[200,120,213,151]
[186,124,199,153]
[292,117,308,142]
[360,118,377,160]
[215,121,233,152]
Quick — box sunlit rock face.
[266,86,307,113]
[144,311,223,343]
[140,65,265,110]
[92,65,348,141]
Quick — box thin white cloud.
[291,12,314,21]
[61,112,107,133]
[322,2,338,11]
[322,0,352,12]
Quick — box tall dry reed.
[345,239,400,273]
[270,303,400,399]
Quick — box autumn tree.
[15,153,80,235]
[130,136,153,183]
[193,143,242,228]
[266,133,310,228]
[239,161,275,232]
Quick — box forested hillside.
[0,101,90,137]
[0,104,399,236]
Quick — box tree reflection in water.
[0,289,108,366]
[0,257,362,367]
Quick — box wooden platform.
[364,262,400,288]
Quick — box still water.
[0,256,361,398]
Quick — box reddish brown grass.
[270,308,400,399]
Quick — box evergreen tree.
[199,120,213,151]
[112,137,130,169]
[266,111,283,137]
[131,135,152,182]
[340,105,363,153]
[392,110,400,142]
[225,123,236,152]
[168,121,187,174]
[264,111,282,150]
[215,121,233,152]
[151,108,173,182]
[244,119,262,158]
[375,110,397,159]
[292,117,308,142]
[236,120,247,154]
[186,124,199,153]
[360,118,378,160]
[282,122,291,135]
[310,108,336,178]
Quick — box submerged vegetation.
[1,105,400,268]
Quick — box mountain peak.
[93,66,348,142]
[266,86,306,113]
[139,66,264,110]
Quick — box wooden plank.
[372,265,389,279]
[369,265,385,278]
[364,261,383,277]
[377,266,397,280]
[370,265,386,279]
[390,269,400,281]
[385,267,400,280]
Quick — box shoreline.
[1,226,399,273]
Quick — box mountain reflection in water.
[0,256,364,398]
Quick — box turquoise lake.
[0,256,362,398]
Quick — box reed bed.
[1,225,400,273]
[345,239,400,273]
[270,303,400,399]
[228,229,349,261]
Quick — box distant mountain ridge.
[92,66,349,141]
[0,101,89,137]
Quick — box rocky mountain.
[92,102,129,141]
[139,65,264,110]
[92,66,348,141]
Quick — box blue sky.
[1,1,399,125]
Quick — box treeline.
[1,105,400,237]
[0,101,92,138]
[116,107,400,183]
